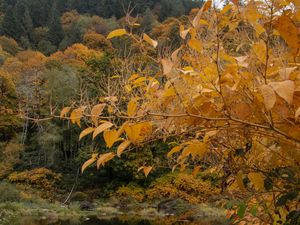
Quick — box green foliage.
[0,182,21,202]
[0,141,23,178]
[0,36,20,55]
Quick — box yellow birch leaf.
[203,130,218,143]
[125,122,152,144]
[70,107,86,127]
[253,41,266,63]
[60,107,71,118]
[167,146,183,158]
[91,104,106,125]
[127,100,137,117]
[295,107,300,119]
[103,129,119,148]
[203,0,212,11]
[248,172,265,191]
[143,33,158,48]
[236,171,246,191]
[180,25,190,39]
[138,166,153,177]
[163,87,176,97]
[161,58,173,77]
[128,74,140,82]
[97,152,115,169]
[188,38,202,53]
[260,85,276,111]
[273,15,300,55]
[81,154,98,173]
[107,29,127,39]
[269,80,295,104]
[117,140,131,157]
[192,8,203,28]
[93,122,114,139]
[192,165,201,177]
[79,127,95,141]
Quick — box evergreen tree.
[14,0,33,41]
[1,6,21,40]
[47,3,64,46]
[140,8,155,33]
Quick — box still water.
[20,216,158,225]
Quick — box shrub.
[0,182,21,202]
[8,168,61,191]
[114,183,145,202]
[146,172,220,204]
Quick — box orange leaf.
[60,107,71,118]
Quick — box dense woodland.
[0,0,204,54]
[0,0,300,225]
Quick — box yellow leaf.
[138,166,153,177]
[107,29,127,39]
[132,77,147,85]
[117,140,131,157]
[93,122,114,139]
[143,33,158,48]
[295,107,300,119]
[253,41,266,63]
[79,127,95,141]
[192,165,201,177]
[203,0,212,11]
[181,142,206,160]
[167,146,183,158]
[81,154,98,173]
[91,104,106,125]
[188,38,202,53]
[269,80,295,104]
[127,100,137,117]
[236,171,246,191]
[97,152,115,169]
[199,19,209,26]
[163,87,176,97]
[128,74,140,82]
[180,25,190,39]
[274,15,300,56]
[203,130,218,143]
[260,85,276,111]
[248,172,265,191]
[192,7,203,28]
[70,107,86,127]
[60,107,71,118]
[124,122,152,145]
[103,129,119,148]
[161,58,174,77]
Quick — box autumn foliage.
[59,0,300,224]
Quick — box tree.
[74,1,300,224]
[140,8,155,33]
[1,6,21,40]
[47,3,64,46]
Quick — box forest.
[0,0,299,225]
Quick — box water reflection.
[21,216,153,225]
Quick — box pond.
[20,216,228,225]
[21,216,154,225]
